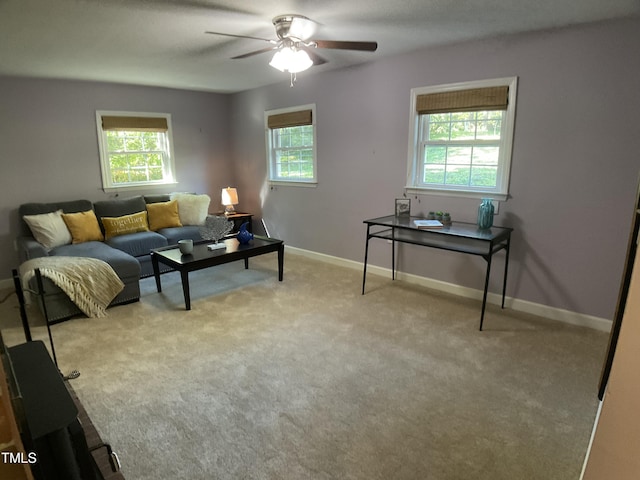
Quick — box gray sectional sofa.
[17,194,208,321]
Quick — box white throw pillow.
[23,210,72,250]
[170,193,211,226]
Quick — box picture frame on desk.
[395,198,411,217]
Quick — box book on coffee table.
[413,219,443,229]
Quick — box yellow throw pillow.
[61,210,104,244]
[146,200,182,231]
[102,211,149,239]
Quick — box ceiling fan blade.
[313,40,378,52]
[113,0,256,15]
[205,31,275,43]
[301,47,328,66]
[231,46,277,59]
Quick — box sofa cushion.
[22,209,72,250]
[158,225,204,245]
[94,196,147,233]
[19,200,93,236]
[171,193,210,226]
[61,210,105,244]
[94,196,146,218]
[147,200,182,231]
[102,211,149,239]
[105,230,168,258]
[144,194,172,204]
[50,241,141,281]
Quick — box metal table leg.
[12,269,32,342]
[501,235,511,309]
[392,227,396,281]
[480,250,493,331]
[362,225,371,294]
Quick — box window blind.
[101,116,168,132]
[416,86,509,114]
[267,109,313,129]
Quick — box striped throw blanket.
[19,256,124,318]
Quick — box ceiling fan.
[205,14,377,81]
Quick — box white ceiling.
[1,0,638,93]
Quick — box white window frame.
[406,77,518,201]
[96,110,177,192]
[265,104,317,187]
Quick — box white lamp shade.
[269,48,313,73]
[221,187,238,206]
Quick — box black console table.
[362,215,513,330]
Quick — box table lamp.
[221,187,238,215]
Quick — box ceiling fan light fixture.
[206,13,377,85]
[287,16,316,41]
[269,47,313,73]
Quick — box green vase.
[477,199,494,229]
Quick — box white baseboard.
[285,245,612,332]
[579,399,604,480]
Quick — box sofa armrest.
[16,236,48,263]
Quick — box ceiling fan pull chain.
[290,72,297,88]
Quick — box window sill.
[405,187,508,202]
[102,181,179,194]
[268,180,317,188]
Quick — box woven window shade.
[267,109,313,129]
[101,116,168,132]
[416,86,509,114]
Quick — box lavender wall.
[1,18,637,321]
[0,77,232,276]
[230,17,640,320]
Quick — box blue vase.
[237,221,254,245]
[477,198,494,229]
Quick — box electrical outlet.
[492,200,499,214]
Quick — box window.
[96,111,177,191]
[265,104,317,185]
[407,77,517,200]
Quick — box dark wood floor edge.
[65,380,126,480]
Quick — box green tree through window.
[106,131,166,184]
[96,111,176,191]
[273,125,314,179]
[407,78,517,199]
[265,104,317,184]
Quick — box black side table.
[216,212,253,233]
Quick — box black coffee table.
[151,235,284,310]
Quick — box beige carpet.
[0,252,607,480]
